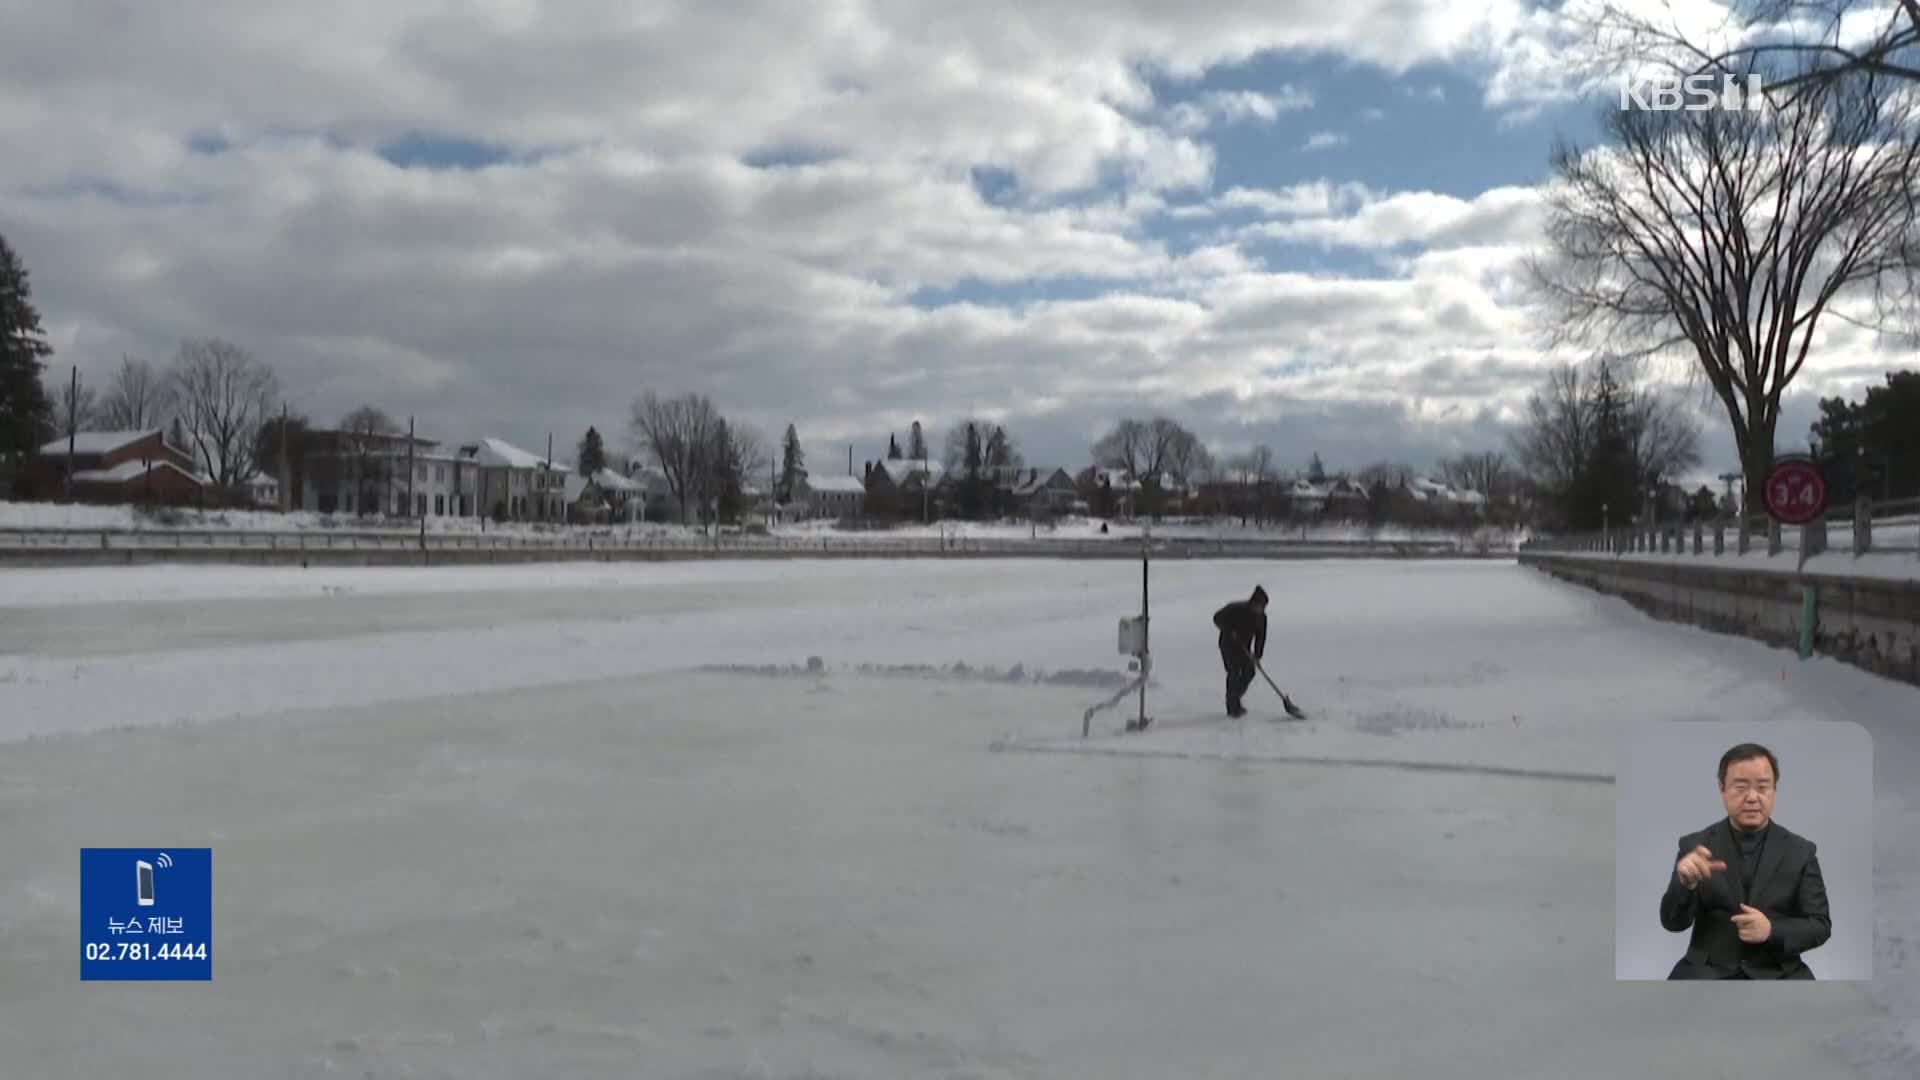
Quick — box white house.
[802,474,867,519]
[563,467,646,522]
[244,473,281,509]
[296,428,469,517]
[458,438,568,521]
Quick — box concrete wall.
[1521,553,1919,688]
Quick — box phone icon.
[136,861,154,906]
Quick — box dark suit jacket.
[1659,818,1830,979]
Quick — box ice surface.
[1,558,1914,1077]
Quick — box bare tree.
[1239,445,1277,486]
[1528,76,1920,503]
[1358,462,1416,489]
[1092,417,1197,483]
[721,421,770,495]
[1627,384,1704,488]
[52,374,101,438]
[1578,0,1920,107]
[339,406,400,516]
[168,338,278,489]
[1439,451,1519,501]
[629,390,722,524]
[1164,427,1214,487]
[942,418,1020,474]
[99,356,167,430]
[1508,364,1595,501]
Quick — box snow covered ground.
[1533,545,1920,583]
[1,558,1915,1078]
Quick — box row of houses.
[27,428,682,524]
[27,428,1502,527]
[789,458,1498,524]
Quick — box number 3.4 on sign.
[80,848,212,981]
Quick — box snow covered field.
[2,558,1915,1078]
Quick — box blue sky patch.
[741,142,848,169]
[377,132,513,171]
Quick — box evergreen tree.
[1307,452,1327,484]
[961,422,984,518]
[577,426,607,477]
[908,420,927,461]
[1578,360,1640,529]
[887,433,903,460]
[0,233,56,475]
[779,423,804,501]
[711,418,743,523]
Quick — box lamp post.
[1602,502,1609,551]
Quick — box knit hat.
[1251,585,1268,605]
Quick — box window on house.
[436,465,447,484]
[435,495,445,515]
[417,494,428,515]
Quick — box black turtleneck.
[1732,820,1769,893]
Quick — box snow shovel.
[1247,650,1308,719]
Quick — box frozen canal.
[1,558,1914,1078]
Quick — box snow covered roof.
[1088,467,1140,490]
[72,459,206,485]
[563,468,643,502]
[1289,480,1329,498]
[464,438,558,470]
[875,458,943,485]
[808,475,867,494]
[591,468,641,492]
[1013,468,1074,496]
[39,430,160,456]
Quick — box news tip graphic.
[80,848,211,981]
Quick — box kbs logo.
[1619,73,1766,112]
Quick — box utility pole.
[407,415,417,518]
[546,431,554,522]
[279,402,291,512]
[65,365,77,499]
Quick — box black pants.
[1219,636,1255,709]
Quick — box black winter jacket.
[1213,600,1266,659]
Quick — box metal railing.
[0,523,1518,560]
[1520,495,1920,568]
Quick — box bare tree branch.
[169,338,278,488]
[1528,72,1920,498]
[99,356,167,431]
[628,390,721,524]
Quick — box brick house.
[32,430,207,505]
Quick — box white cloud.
[1213,182,1377,217]
[1162,86,1315,133]
[1,0,1904,477]
[1302,131,1349,152]
[1244,186,1545,249]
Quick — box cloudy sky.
[3,0,1911,485]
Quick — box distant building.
[801,473,867,519]
[32,430,206,505]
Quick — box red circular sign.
[1764,458,1827,524]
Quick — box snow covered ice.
[2,557,1916,1078]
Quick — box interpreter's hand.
[1732,904,1772,944]
[1675,845,1727,889]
